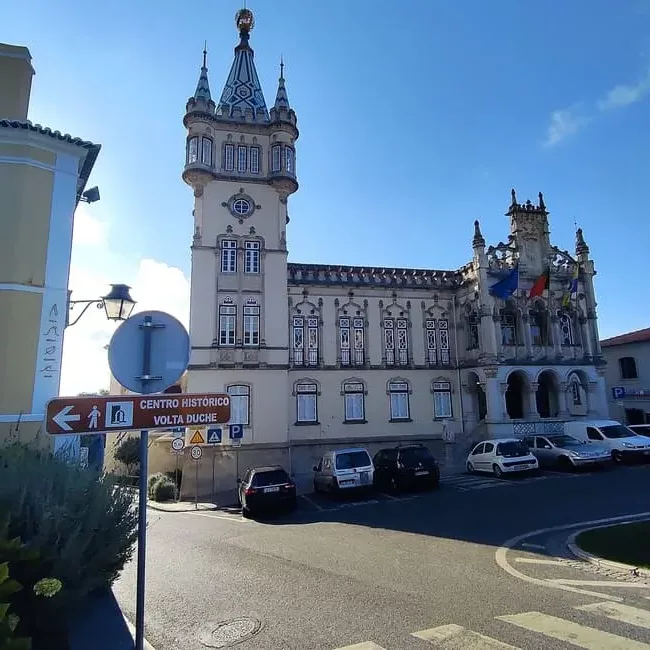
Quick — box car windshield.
[547,435,583,447]
[496,441,529,457]
[335,451,371,470]
[399,447,434,465]
[600,425,638,439]
[252,469,290,487]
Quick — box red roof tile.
[601,327,650,348]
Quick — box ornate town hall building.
[180,9,608,484]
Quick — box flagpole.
[546,261,552,352]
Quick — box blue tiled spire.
[194,46,212,102]
[216,8,269,122]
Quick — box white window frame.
[339,317,365,366]
[295,382,318,424]
[292,316,318,366]
[343,381,365,422]
[250,146,260,174]
[218,305,236,346]
[227,384,250,426]
[433,381,453,419]
[388,381,410,421]
[224,143,234,171]
[271,144,281,172]
[244,241,260,274]
[187,136,198,164]
[243,305,260,347]
[384,318,395,365]
[201,137,212,165]
[285,146,294,173]
[221,240,237,273]
[237,145,247,173]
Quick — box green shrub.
[147,472,167,498]
[150,476,177,502]
[0,443,138,614]
[165,469,182,491]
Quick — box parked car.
[628,424,650,439]
[313,448,374,495]
[521,434,610,471]
[373,443,440,492]
[563,419,650,463]
[467,438,538,478]
[237,465,296,517]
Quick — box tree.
[113,437,140,476]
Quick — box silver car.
[522,434,610,471]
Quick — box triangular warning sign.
[189,429,205,444]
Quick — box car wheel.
[241,507,251,519]
[558,456,574,472]
[612,450,624,464]
[466,461,475,474]
[493,464,503,478]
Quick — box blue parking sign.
[612,386,626,400]
[229,424,243,439]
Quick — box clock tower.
[182,8,298,443]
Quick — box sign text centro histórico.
[45,393,231,435]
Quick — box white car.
[467,438,539,478]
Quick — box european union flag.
[489,265,519,299]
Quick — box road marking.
[412,623,520,648]
[514,558,567,566]
[301,494,324,511]
[548,579,650,588]
[378,492,399,500]
[497,611,650,648]
[495,511,650,601]
[332,642,386,650]
[520,543,546,550]
[576,601,650,630]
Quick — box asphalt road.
[114,464,650,649]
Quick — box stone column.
[521,313,533,359]
[557,381,569,418]
[551,314,562,359]
[529,382,540,419]
[580,316,593,359]
[485,376,505,423]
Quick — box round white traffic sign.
[190,445,202,460]
[171,437,184,452]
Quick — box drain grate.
[198,617,262,648]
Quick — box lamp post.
[66,284,136,328]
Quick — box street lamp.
[66,283,136,328]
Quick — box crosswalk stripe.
[412,623,520,648]
[497,611,650,648]
[576,601,650,630]
[332,642,386,650]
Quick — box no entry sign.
[45,393,231,435]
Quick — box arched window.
[569,374,582,406]
[201,137,212,165]
[500,300,518,346]
[559,312,574,346]
[339,316,365,366]
[529,301,549,346]
[186,136,198,164]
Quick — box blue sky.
[4,0,650,391]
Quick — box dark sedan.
[373,443,440,492]
[237,465,297,517]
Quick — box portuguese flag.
[529,267,549,298]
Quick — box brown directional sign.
[45,393,231,435]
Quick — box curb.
[566,519,650,579]
[147,501,219,512]
[122,615,157,650]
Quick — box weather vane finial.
[202,40,207,68]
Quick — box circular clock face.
[232,198,251,216]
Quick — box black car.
[237,466,297,517]
[373,444,440,491]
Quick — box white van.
[313,448,374,494]
[564,419,650,463]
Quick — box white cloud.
[60,258,190,396]
[72,203,107,247]
[597,69,650,111]
[543,106,590,148]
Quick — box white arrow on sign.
[53,406,81,431]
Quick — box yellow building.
[0,43,100,448]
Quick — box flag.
[562,265,579,307]
[528,267,550,299]
[489,265,519,299]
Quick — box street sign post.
[44,393,231,435]
[190,445,202,510]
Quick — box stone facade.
[601,328,650,424]
[174,11,609,497]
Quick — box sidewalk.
[147,500,219,512]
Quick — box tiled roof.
[601,327,650,348]
[0,119,101,202]
[287,263,462,289]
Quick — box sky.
[4,0,650,395]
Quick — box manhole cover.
[198,617,262,648]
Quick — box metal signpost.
[45,310,231,650]
[191,445,202,509]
